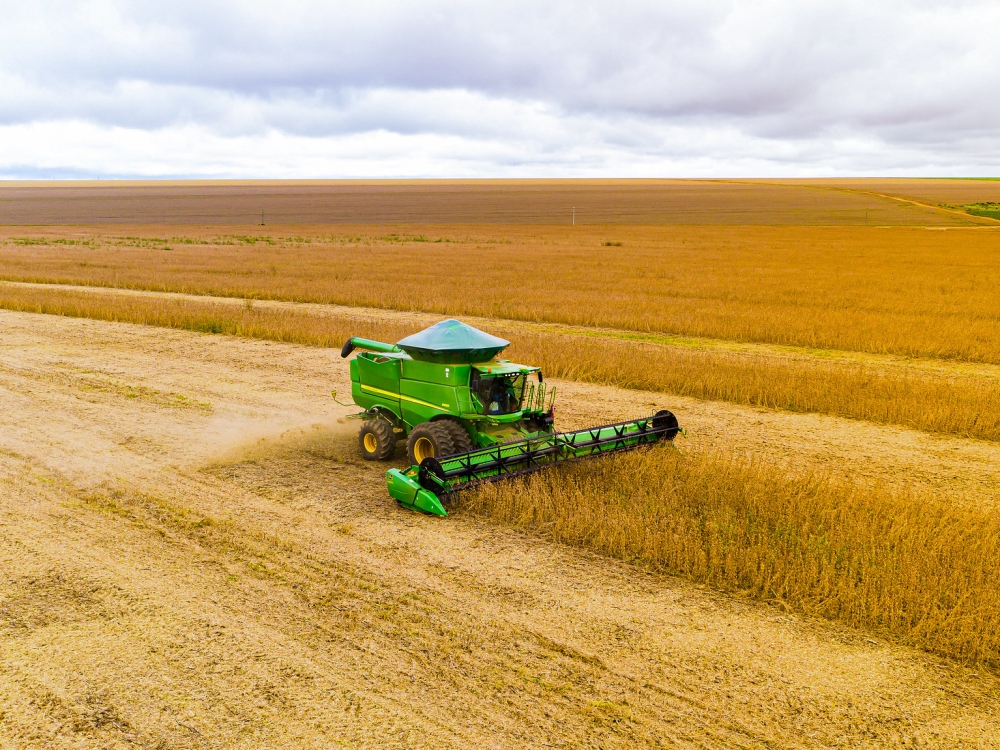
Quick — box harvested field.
[2,310,999,748]
[777,178,1000,213]
[3,179,1000,747]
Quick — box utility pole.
[572,207,575,225]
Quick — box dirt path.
[1,310,998,748]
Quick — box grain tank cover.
[396,319,509,363]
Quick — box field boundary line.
[716,179,1000,226]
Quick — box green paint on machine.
[341,319,680,516]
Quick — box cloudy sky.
[1,0,997,178]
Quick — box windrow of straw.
[463,445,1000,668]
[3,284,1000,441]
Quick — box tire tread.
[406,422,455,465]
[439,419,473,455]
[359,419,396,460]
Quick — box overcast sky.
[0,0,997,178]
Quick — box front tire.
[406,422,455,466]
[437,419,473,455]
[359,419,396,460]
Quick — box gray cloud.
[0,0,998,176]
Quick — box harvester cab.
[340,319,679,517]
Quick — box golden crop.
[513,333,1000,441]
[463,444,1000,667]
[0,284,416,350]
[4,283,999,441]
[2,224,1000,361]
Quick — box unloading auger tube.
[385,410,680,517]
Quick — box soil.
[0,179,978,225]
[2,309,998,748]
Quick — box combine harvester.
[340,319,679,516]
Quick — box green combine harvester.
[340,319,679,516]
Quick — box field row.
[3,281,999,445]
[4,302,998,677]
[4,225,1000,362]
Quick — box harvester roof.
[396,319,509,363]
[472,361,537,375]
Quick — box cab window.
[472,373,525,415]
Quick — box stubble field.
[2,179,999,748]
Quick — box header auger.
[341,319,680,516]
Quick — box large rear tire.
[406,422,455,466]
[438,419,474,455]
[359,419,396,460]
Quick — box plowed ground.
[0,179,987,225]
[2,310,998,749]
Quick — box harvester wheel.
[406,423,455,466]
[437,419,473,455]
[652,409,680,441]
[359,419,396,461]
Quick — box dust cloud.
[197,415,359,469]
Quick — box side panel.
[456,388,476,414]
[355,353,402,415]
[399,379,458,425]
[400,360,470,386]
[398,360,469,426]
[350,357,365,408]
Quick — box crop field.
[2,180,1000,748]
[1,178,996,225]
[776,177,1000,214]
